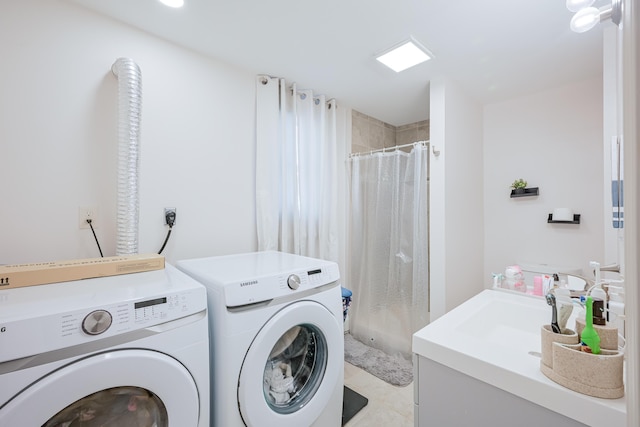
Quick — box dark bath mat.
[342,385,368,425]
[344,333,413,387]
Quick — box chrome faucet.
[598,263,620,273]
[559,273,594,291]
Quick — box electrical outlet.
[164,207,176,226]
[79,206,98,229]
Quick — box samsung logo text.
[240,280,258,287]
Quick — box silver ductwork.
[111,58,142,255]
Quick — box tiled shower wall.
[351,110,429,154]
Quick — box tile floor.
[343,361,414,426]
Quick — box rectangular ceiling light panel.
[375,39,433,72]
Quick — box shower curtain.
[348,144,429,359]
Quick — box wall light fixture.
[569,0,622,33]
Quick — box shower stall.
[347,141,430,359]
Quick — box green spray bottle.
[581,296,601,354]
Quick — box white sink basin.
[455,296,551,351]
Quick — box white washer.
[0,264,209,426]
[176,251,344,427]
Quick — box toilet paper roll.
[552,208,574,222]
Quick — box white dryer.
[0,264,209,426]
[176,251,344,427]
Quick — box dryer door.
[0,349,200,426]
[238,300,342,427]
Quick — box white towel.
[266,363,295,404]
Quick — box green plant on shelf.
[511,178,527,191]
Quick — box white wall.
[483,77,604,281]
[430,77,484,318]
[0,1,258,265]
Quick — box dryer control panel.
[0,266,206,363]
[59,290,195,340]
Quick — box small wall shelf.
[510,187,539,198]
[547,214,581,224]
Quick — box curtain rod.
[349,140,430,158]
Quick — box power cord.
[86,219,104,257]
[158,210,176,254]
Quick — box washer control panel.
[224,261,340,307]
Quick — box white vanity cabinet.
[412,289,626,427]
[415,355,586,426]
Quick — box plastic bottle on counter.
[580,296,601,354]
[533,276,543,296]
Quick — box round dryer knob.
[287,274,301,290]
[82,309,113,335]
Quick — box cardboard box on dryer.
[0,253,165,290]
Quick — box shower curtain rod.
[349,140,430,158]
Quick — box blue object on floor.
[341,287,352,321]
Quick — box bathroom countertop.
[412,289,626,427]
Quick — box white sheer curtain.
[255,75,339,261]
[348,145,430,359]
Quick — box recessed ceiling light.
[158,0,184,8]
[375,39,433,73]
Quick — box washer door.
[238,301,342,427]
[1,349,200,426]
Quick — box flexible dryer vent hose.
[111,58,142,255]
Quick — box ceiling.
[67,0,605,126]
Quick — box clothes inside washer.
[263,326,322,408]
[265,362,296,404]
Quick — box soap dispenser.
[580,296,601,354]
